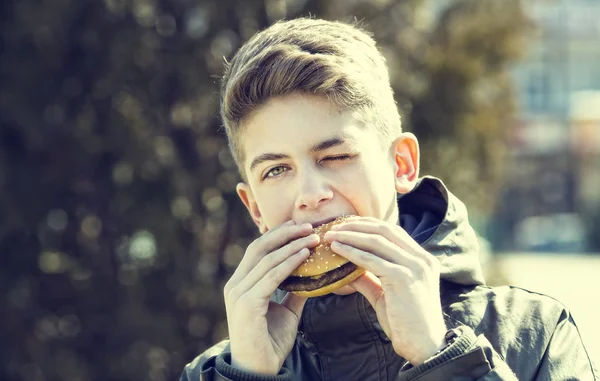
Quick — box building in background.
[500,0,600,252]
[423,0,599,252]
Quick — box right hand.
[223,220,318,375]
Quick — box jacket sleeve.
[533,309,598,380]
[397,316,598,381]
[396,326,518,381]
[179,339,228,381]
[179,340,293,381]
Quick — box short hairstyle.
[220,18,401,177]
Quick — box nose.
[294,170,333,210]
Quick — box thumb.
[280,292,308,320]
[350,271,384,308]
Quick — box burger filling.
[278,262,358,292]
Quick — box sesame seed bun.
[278,215,365,297]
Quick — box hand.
[223,220,319,375]
[324,216,447,365]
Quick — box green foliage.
[411,0,531,215]
[0,0,528,379]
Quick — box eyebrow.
[248,137,348,171]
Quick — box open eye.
[263,165,287,179]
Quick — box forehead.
[239,94,371,162]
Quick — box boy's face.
[236,93,419,235]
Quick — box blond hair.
[220,18,401,176]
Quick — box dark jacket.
[180,177,598,381]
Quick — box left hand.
[324,216,447,365]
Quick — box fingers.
[326,217,436,268]
[328,234,437,280]
[231,221,314,285]
[236,233,318,294]
[222,221,317,372]
[349,272,383,308]
[329,240,399,277]
[330,217,423,254]
[245,247,311,299]
[225,246,310,308]
[326,230,417,267]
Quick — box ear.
[391,132,420,194]
[236,182,268,234]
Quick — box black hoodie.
[180,177,598,381]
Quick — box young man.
[180,18,597,380]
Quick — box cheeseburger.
[278,216,365,297]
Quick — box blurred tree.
[0,0,528,380]
[411,0,530,217]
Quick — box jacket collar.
[401,176,486,286]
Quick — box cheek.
[256,187,295,227]
[339,159,396,217]
[334,169,375,212]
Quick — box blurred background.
[1,0,598,379]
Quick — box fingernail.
[285,220,295,225]
[301,223,312,229]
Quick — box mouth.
[309,214,354,228]
[309,217,338,227]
